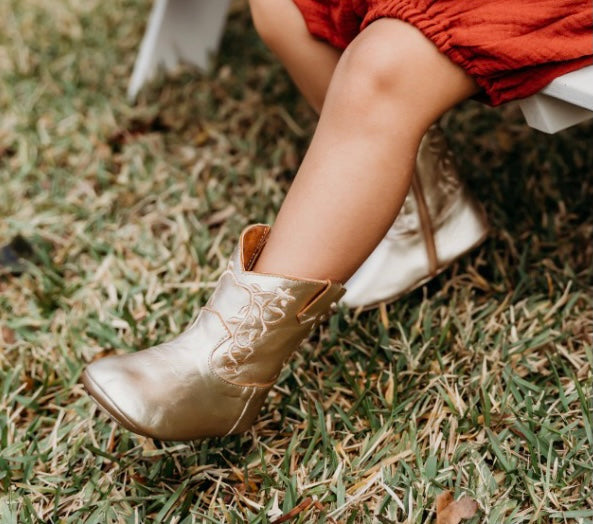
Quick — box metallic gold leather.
[388,123,466,239]
[342,123,489,309]
[82,224,346,441]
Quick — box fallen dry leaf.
[436,491,478,524]
[271,497,314,524]
[2,326,16,344]
[437,491,454,513]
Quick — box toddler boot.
[341,123,489,309]
[82,224,345,440]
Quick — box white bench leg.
[519,93,593,134]
[128,0,231,101]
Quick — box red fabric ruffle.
[292,0,593,106]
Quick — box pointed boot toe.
[82,358,150,437]
[83,224,346,441]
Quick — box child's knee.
[338,18,476,105]
[337,36,410,100]
[335,19,436,100]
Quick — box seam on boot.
[224,387,258,436]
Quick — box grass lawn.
[1,0,592,522]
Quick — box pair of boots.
[82,124,488,440]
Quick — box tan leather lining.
[411,173,439,275]
[242,225,271,270]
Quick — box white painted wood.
[128,0,169,101]
[128,2,593,134]
[519,65,593,133]
[128,0,231,101]
[541,66,593,111]
[519,93,593,133]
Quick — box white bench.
[129,0,593,134]
[518,67,593,133]
[127,0,231,102]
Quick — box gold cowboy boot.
[82,224,345,441]
[341,123,489,309]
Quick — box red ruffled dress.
[292,0,593,106]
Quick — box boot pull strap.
[297,282,346,325]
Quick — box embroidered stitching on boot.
[213,260,298,374]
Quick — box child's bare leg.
[249,0,339,112]
[252,18,478,283]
